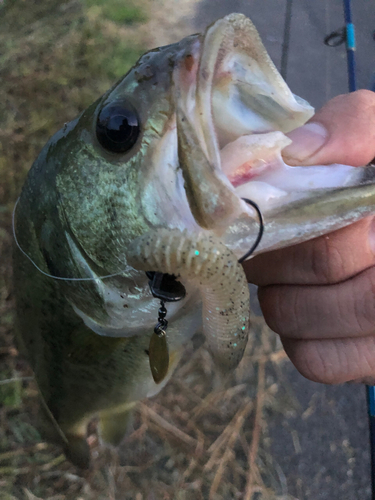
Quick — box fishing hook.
[238,198,264,264]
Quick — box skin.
[244,90,375,385]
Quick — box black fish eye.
[96,102,140,153]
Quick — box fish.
[13,13,375,467]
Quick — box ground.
[1,1,374,499]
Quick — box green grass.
[0,0,146,209]
[0,378,23,409]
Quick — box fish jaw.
[219,130,375,256]
[173,12,314,232]
[173,13,375,256]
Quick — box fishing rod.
[326,0,375,497]
[283,0,375,496]
[343,0,356,92]
[342,2,375,498]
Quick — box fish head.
[45,14,317,269]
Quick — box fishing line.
[280,0,293,81]
[13,196,265,280]
[12,197,130,282]
[326,1,375,497]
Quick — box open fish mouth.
[174,13,375,254]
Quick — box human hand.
[244,90,375,384]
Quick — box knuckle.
[291,340,340,384]
[258,287,281,333]
[332,90,375,115]
[309,236,345,284]
[258,286,302,337]
[357,270,375,333]
[288,337,375,385]
[322,90,375,165]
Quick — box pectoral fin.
[99,402,136,447]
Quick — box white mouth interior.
[175,13,372,253]
[209,47,362,214]
[218,130,361,212]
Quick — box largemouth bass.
[13,13,375,467]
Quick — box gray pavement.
[247,284,371,499]
[194,0,375,108]
[191,2,375,499]
[266,359,371,499]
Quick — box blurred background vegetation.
[0,0,148,208]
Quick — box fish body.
[13,14,375,466]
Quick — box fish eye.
[96,102,140,153]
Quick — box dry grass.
[0,1,299,498]
[1,315,298,499]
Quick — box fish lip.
[172,17,249,230]
[173,17,229,171]
[193,12,315,166]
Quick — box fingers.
[282,337,375,384]
[244,216,375,286]
[258,266,375,340]
[245,91,375,384]
[282,90,375,167]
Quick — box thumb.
[282,90,375,167]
